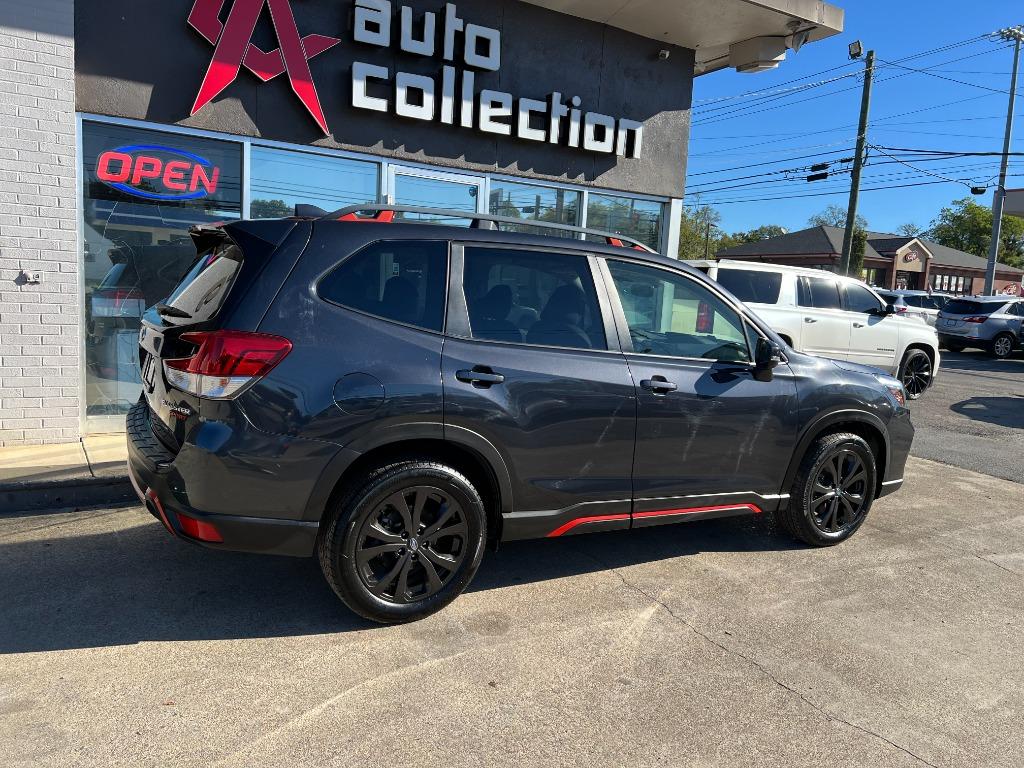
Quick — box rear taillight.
[963,316,989,323]
[163,330,292,399]
[92,287,145,318]
[894,305,907,313]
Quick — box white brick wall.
[0,1,80,446]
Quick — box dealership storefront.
[1,0,843,444]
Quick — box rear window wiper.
[156,302,192,319]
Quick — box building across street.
[1,0,845,446]
[717,224,1024,296]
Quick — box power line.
[692,43,1013,127]
[875,56,1024,96]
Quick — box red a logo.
[188,0,340,134]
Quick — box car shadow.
[949,395,1024,429]
[0,509,798,653]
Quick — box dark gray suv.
[128,207,914,623]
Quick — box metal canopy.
[518,0,845,74]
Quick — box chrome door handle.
[804,317,817,324]
[456,367,505,387]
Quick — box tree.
[733,224,787,244]
[250,198,292,219]
[677,204,736,260]
[808,204,868,232]
[927,197,1024,269]
[896,222,924,237]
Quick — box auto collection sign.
[186,0,644,158]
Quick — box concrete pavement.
[1,456,1022,768]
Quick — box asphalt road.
[2,457,1023,768]
[909,350,1024,484]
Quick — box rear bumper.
[126,399,324,557]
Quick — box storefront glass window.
[586,192,663,250]
[488,180,581,238]
[81,122,242,421]
[250,148,378,218]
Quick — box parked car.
[128,207,914,624]
[688,260,940,400]
[876,289,951,327]
[936,295,1024,358]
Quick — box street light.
[848,40,863,59]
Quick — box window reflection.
[81,123,242,419]
[489,180,580,238]
[587,192,663,250]
[250,148,378,218]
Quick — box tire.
[318,460,487,624]
[990,332,1015,359]
[897,348,933,400]
[777,432,877,547]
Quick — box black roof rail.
[320,204,658,253]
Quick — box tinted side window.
[902,295,924,308]
[462,247,606,350]
[798,276,842,310]
[843,283,883,313]
[318,241,448,331]
[715,268,783,304]
[608,261,751,362]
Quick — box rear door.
[796,275,852,360]
[843,281,900,371]
[442,244,636,540]
[602,258,799,522]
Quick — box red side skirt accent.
[546,513,631,538]
[633,503,762,520]
[547,503,762,537]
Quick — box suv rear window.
[318,240,448,332]
[944,299,996,316]
[716,268,782,304]
[162,243,243,324]
[798,276,842,309]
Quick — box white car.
[687,260,940,399]
[875,289,952,328]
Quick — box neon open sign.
[96,144,221,201]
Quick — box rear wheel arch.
[783,412,889,499]
[316,437,508,546]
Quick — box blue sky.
[686,0,1024,236]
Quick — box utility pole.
[840,46,874,276]
[704,217,712,258]
[984,26,1023,295]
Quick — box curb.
[0,476,136,515]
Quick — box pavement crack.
[976,554,1019,576]
[570,544,941,768]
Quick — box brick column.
[0,1,79,446]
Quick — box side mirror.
[753,338,783,382]
[884,302,898,315]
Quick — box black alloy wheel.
[318,460,487,624]
[777,432,877,547]
[809,449,869,536]
[899,350,932,400]
[355,486,469,603]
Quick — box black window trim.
[598,255,775,365]
[314,238,452,336]
[445,241,624,355]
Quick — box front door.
[388,166,484,223]
[843,281,901,371]
[601,258,800,526]
[442,244,636,540]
